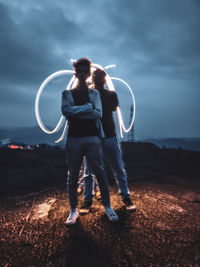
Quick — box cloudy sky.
[0,0,200,140]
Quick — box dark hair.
[73,58,92,72]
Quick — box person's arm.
[61,90,93,118]
[77,89,102,119]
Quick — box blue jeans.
[65,136,110,210]
[83,157,96,203]
[84,136,130,202]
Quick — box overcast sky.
[0,0,200,140]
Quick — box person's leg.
[102,137,130,199]
[65,137,84,211]
[94,178,101,200]
[79,157,95,215]
[102,137,136,211]
[85,136,111,208]
[77,161,85,194]
[83,157,95,203]
[85,137,118,221]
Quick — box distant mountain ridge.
[0,126,65,146]
[0,127,200,151]
[144,138,200,152]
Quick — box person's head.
[92,68,106,89]
[73,58,92,83]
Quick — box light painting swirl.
[35,62,135,142]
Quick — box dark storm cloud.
[0,0,82,127]
[96,2,195,66]
[0,0,199,138]
[2,0,199,82]
[0,2,80,86]
[102,0,200,80]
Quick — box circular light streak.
[35,62,135,142]
[110,77,136,137]
[35,70,74,134]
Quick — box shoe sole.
[95,191,101,200]
[105,213,119,222]
[126,206,136,212]
[65,214,79,226]
[65,221,77,226]
[79,208,90,215]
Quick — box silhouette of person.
[61,58,118,225]
[79,69,136,215]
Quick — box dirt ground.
[0,145,200,266]
[0,182,200,266]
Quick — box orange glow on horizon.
[9,145,23,150]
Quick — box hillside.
[1,126,200,151]
[0,143,199,266]
[0,126,64,146]
[144,137,200,152]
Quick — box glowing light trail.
[104,64,116,69]
[111,77,136,136]
[35,70,74,134]
[55,120,68,143]
[35,62,135,142]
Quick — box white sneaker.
[104,206,119,221]
[65,209,79,226]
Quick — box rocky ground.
[0,144,200,266]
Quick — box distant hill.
[0,126,65,146]
[0,127,200,151]
[144,138,200,152]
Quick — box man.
[79,68,136,215]
[61,58,118,225]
